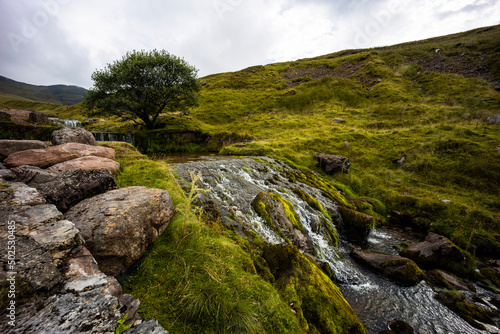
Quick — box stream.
[173,157,500,334]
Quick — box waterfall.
[92,132,136,146]
[61,119,83,127]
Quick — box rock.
[29,220,82,265]
[339,207,373,245]
[351,249,424,286]
[331,118,346,124]
[8,204,63,232]
[119,294,141,326]
[8,182,46,206]
[0,139,47,157]
[344,141,351,148]
[65,186,175,276]
[0,110,11,121]
[28,111,49,124]
[435,291,495,330]
[388,319,414,334]
[251,192,313,252]
[127,319,170,334]
[11,165,57,185]
[0,169,14,180]
[51,127,97,146]
[34,169,117,212]
[400,233,469,276]
[14,290,123,334]
[396,157,406,166]
[425,269,476,291]
[64,246,122,297]
[3,142,116,168]
[314,152,350,174]
[486,114,500,125]
[48,156,121,174]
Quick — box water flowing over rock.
[3,142,115,168]
[65,186,175,276]
[51,127,96,146]
[92,132,136,146]
[0,139,47,157]
[48,156,121,174]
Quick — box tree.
[83,49,201,130]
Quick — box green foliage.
[0,121,61,141]
[84,49,201,130]
[115,313,133,334]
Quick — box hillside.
[0,75,87,105]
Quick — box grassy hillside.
[0,75,86,105]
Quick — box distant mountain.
[0,76,87,105]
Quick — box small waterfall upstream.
[173,157,500,334]
[92,132,136,146]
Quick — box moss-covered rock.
[262,243,366,334]
[351,250,424,286]
[338,207,374,246]
[435,291,496,330]
[425,269,476,291]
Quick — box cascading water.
[91,132,136,146]
[173,157,500,334]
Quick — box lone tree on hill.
[83,49,201,130]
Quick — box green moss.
[292,188,332,221]
[380,259,424,286]
[338,207,374,245]
[0,121,61,141]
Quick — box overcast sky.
[1,0,499,89]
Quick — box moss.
[293,188,332,221]
[338,207,374,245]
[262,243,367,334]
[380,259,424,286]
[0,121,61,141]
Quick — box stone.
[314,152,350,174]
[252,192,313,253]
[331,118,346,124]
[9,204,62,231]
[0,110,11,121]
[3,142,116,168]
[34,169,117,212]
[339,207,373,245]
[28,111,49,124]
[425,269,476,291]
[0,139,47,157]
[51,127,97,146]
[351,249,424,286]
[486,114,500,125]
[48,156,120,174]
[388,320,414,334]
[119,294,141,326]
[64,246,122,297]
[65,186,175,276]
[127,319,170,334]
[8,182,46,206]
[400,233,469,275]
[0,169,14,180]
[11,165,57,186]
[13,290,124,334]
[29,220,82,265]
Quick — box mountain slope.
[0,75,87,105]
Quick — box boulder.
[0,139,47,157]
[34,169,117,212]
[487,114,500,125]
[0,169,14,181]
[425,269,476,291]
[48,156,120,174]
[339,207,373,245]
[400,233,469,275]
[3,142,115,168]
[0,110,11,121]
[64,186,175,276]
[351,249,424,286]
[28,111,49,124]
[11,165,57,186]
[127,319,170,334]
[251,192,313,252]
[8,182,46,206]
[314,152,350,174]
[51,127,96,146]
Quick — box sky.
[0,0,499,89]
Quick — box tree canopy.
[83,49,201,130]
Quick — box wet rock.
[351,249,424,286]
[28,111,49,124]
[425,269,476,291]
[400,233,470,276]
[51,127,96,146]
[11,165,57,185]
[388,319,414,333]
[487,114,500,125]
[34,168,117,212]
[252,192,313,252]
[314,152,350,174]
[339,207,373,245]
[0,139,47,157]
[3,142,115,168]
[48,156,120,174]
[64,246,122,297]
[0,110,11,121]
[435,291,495,330]
[65,186,174,276]
[127,319,170,334]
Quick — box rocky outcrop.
[252,192,313,252]
[351,249,424,286]
[3,142,115,168]
[0,139,47,157]
[400,233,470,276]
[51,127,96,146]
[11,165,57,185]
[65,186,175,276]
[339,207,374,245]
[314,152,350,174]
[35,169,117,212]
[48,156,121,174]
[28,111,49,124]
